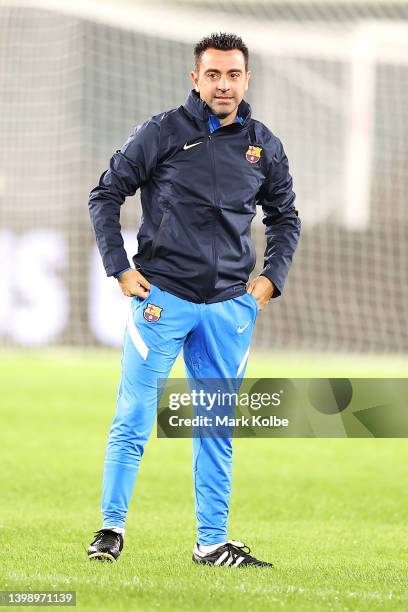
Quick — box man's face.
[191,48,251,120]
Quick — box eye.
[230,72,241,79]
[207,73,218,80]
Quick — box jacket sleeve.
[257,138,301,298]
[88,119,160,277]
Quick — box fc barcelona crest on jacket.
[143,303,163,322]
[246,145,262,164]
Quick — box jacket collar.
[183,89,251,125]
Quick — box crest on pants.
[246,145,262,164]
[143,303,163,322]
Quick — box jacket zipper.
[204,134,220,303]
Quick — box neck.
[218,110,238,127]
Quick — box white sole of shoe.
[88,551,116,562]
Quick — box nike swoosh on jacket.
[88,90,301,303]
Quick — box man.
[87,32,300,567]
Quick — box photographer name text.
[168,415,289,427]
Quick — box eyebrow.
[204,68,243,74]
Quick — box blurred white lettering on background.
[0,230,68,345]
[89,231,138,346]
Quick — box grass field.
[1,351,408,611]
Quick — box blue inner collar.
[208,114,244,133]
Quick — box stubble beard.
[209,99,238,120]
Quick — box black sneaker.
[192,539,273,568]
[87,529,124,562]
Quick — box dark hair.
[194,32,249,71]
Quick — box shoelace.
[91,529,121,549]
[223,540,258,565]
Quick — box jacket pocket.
[248,239,256,272]
[150,203,170,259]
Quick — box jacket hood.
[183,89,252,124]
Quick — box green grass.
[1,351,408,611]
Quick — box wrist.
[114,266,131,279]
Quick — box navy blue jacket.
[88,90,301,303]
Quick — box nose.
[217,76,230,91]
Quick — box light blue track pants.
[101,284,258,545]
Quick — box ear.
[244,70,251,92]
[190,70,199,92]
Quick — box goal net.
[0,0,407,352]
